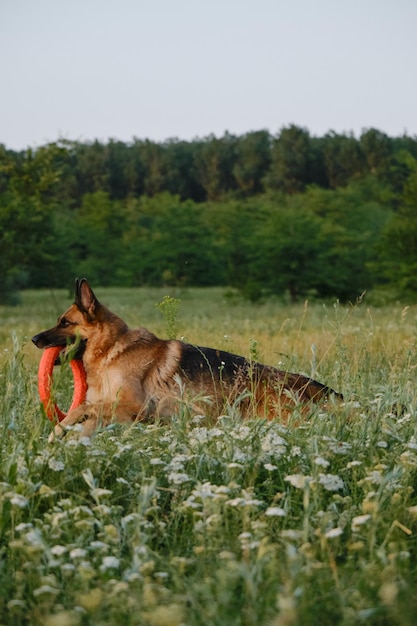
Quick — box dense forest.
[1,125,417,304]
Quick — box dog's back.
[177,342,341,420]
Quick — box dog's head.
[32,278,100,350]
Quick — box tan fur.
[32,279,342,440]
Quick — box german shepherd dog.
[32,279,342,439]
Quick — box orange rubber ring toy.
[38,346,88,421]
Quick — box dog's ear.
[75,278,99,317]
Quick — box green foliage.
[155,295,181,339]
[264,124,313,193]
[0,143,67,301]
[1,128,417,302]
[378,153,417,299]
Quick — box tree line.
[1,125,417,304]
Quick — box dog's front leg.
[48,403,110,442]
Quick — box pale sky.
[1,0,416,151]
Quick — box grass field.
[1,286,417,625]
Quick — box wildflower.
[285,474,311,489]
[399,451,417,467]
[281,529,304,540]
[230,425,251,440]
[363,470,383,485]
[51,545,67,556]
[264,463,277,471]
[48,458,65,471]
[328,440,352,455]
[15,523,33,533]
[91,487,113,500]
[325,527,343,539]
[314,456,330,468]
[214,485,230,495]
[346,460,362,468]
[261,431,286,454]
[90,541,108,551]
[351,514,371,530]
[70,548,87,559]
[318,473,344,492]
[189,427,223,444]
[38,484,55,497]
[265,507,286,517]
[9,494,29,508]
[99,556,120,571]
[167,472,191,485]
[33,585,59,597]
[226,497,246,507]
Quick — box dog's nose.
[32,334,42,347]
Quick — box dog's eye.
[59,318,71,328]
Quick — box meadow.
[1,286,417,625]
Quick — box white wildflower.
[15,523,33,533]
[352,514,371,529]
[51,545,67,556]
[245,498,263,507]
[33,585,58,597]
[264,463,277,471]
[364,471,383,485]
[315,456,330,468]
[261,431,287,454]
[231,426,251,440]
[48,458,65,471]
[9,494,29,508]
[347,460,362,468]
[318,473,344,492]
[189,427,210,443]
[90,541,108,551]
[70,548,87,559]
[150,458,165,466]
[281,529,304,540]
[325,527,343,539]
[167,472,190,485]
[214,485,230,495]
[99,556,120,571]
[285,474,311,489]
[265,507,286,517]
[328,441,351,455]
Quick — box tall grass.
[1,287,417,625]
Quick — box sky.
[1,0,416,151]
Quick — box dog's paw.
[48,423,65,443]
